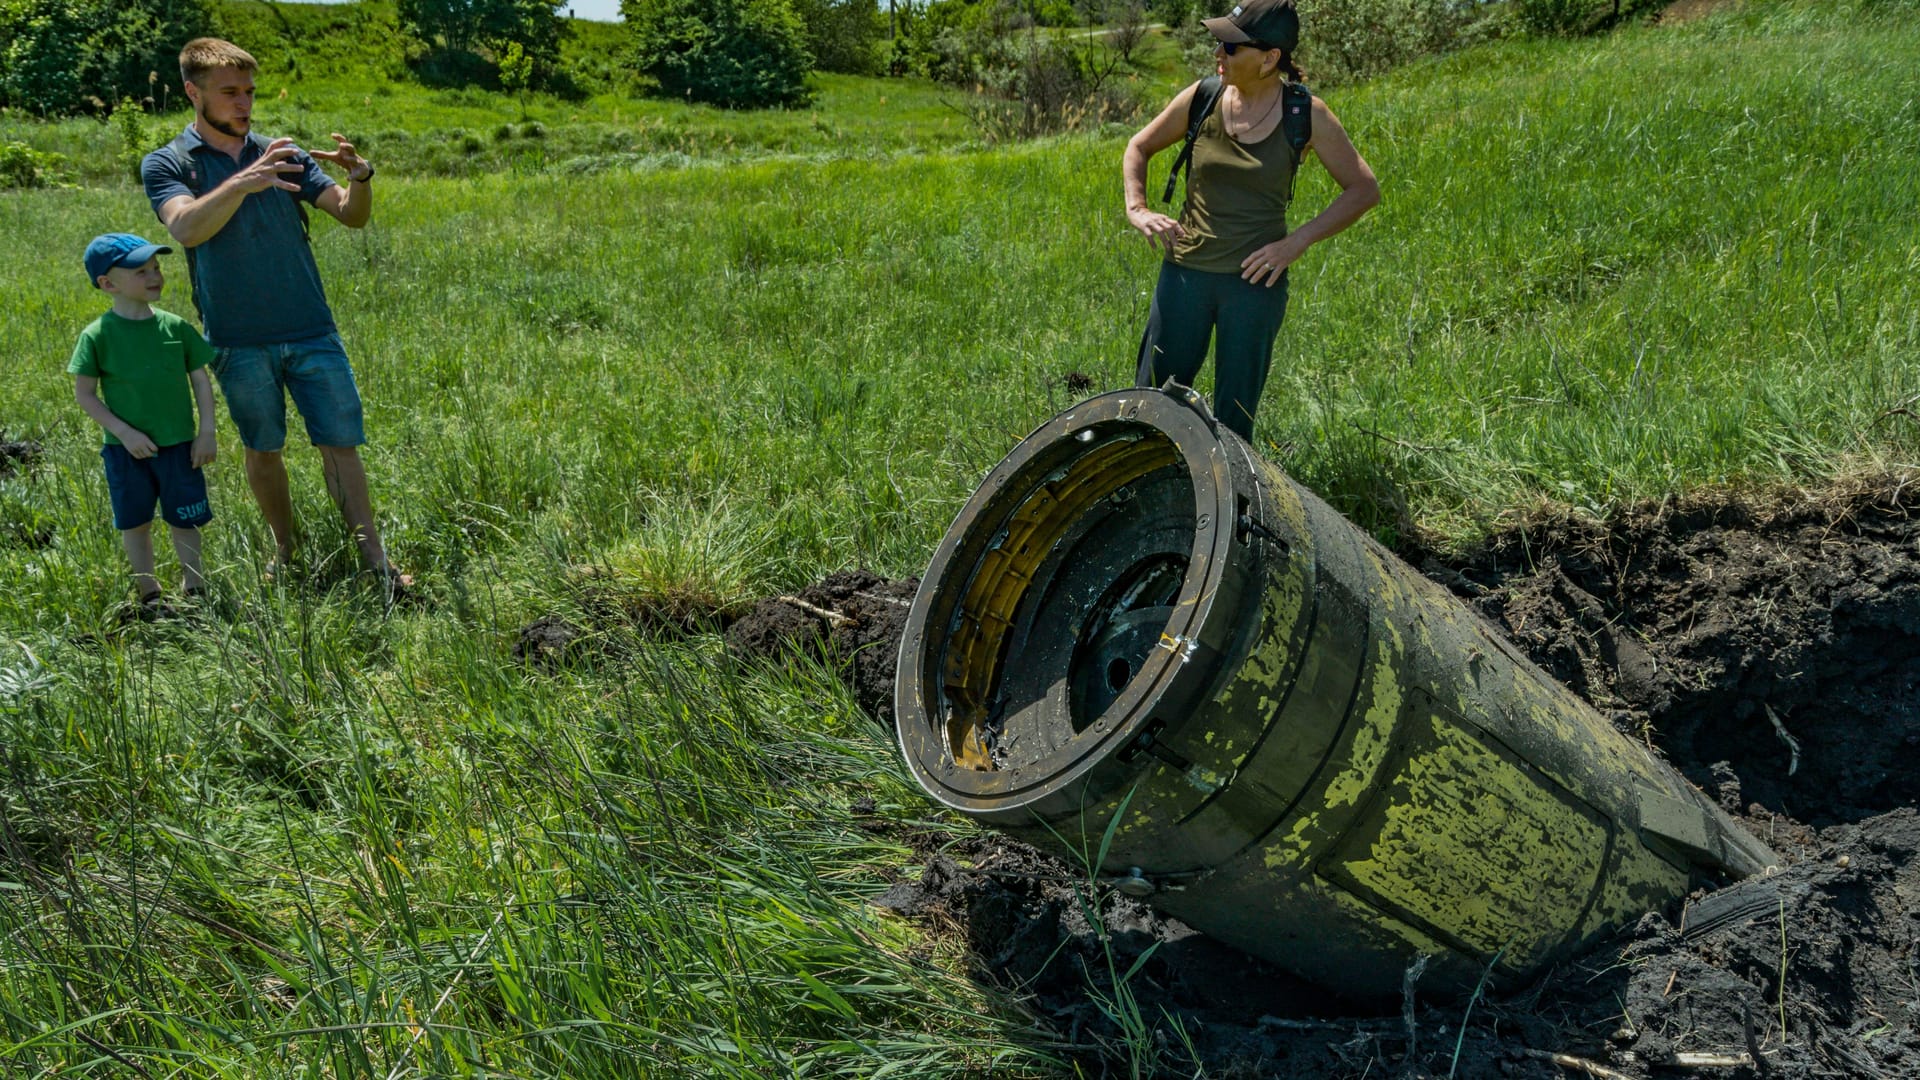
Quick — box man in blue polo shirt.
[142,36,408,594]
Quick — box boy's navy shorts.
[101,442,213,531]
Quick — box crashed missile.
[895,386,1776,999]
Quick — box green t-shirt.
[67,309,213,448]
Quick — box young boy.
[70,233,218,617]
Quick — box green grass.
[0,0,988,187]
[0,67,983,188]
[2,0,1919,1075]
[1284,4,1920,538]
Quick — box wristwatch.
[350,163,375,183]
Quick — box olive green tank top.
[1171,100,1296,274]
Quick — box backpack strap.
[1161,75,1225,206]
[164,132,207,323]
[1280,81,1313,203]
[163,130,312,323]
[1163,78,1314,206]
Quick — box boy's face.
[99,259,164,301]
[187,66,255,139]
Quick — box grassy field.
[2,0,1919,1075]
[0,0,1215,188]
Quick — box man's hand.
[191,430,217,469]
[1240,235,1306,288]
[230,137,306,194]
[122,430,159,459]
[312,133,370,182]
[1128,206,1186,255]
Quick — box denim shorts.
[210,331,366,451]
[102,441,213,531]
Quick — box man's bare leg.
[318,444,402,577]
[245,448,297,569]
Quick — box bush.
[905,0,1141,141]
[396,0,568,86]
[896,0,1142,139]
[1512,0,1666,36]
[1294,0,1473,84]
[788,0,885,74]
[896,0,1023,84]
[957,32,1140,140]
[0,139,65,188]
[0,0,215,117]
[410,43,501,88]
[623,0,813,108]
[111,95,151,178]
[1149,0,1190,30]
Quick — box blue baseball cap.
[84,233,172,287]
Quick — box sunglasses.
[1219,40,1277,55]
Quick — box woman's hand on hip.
[1128,206,1186,254]
[1241,236,1305,288]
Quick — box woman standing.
[1122,0,1379,440]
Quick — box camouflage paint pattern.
[897,388,1776,999]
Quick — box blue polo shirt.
[141,126,339,348]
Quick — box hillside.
[0,0,980,186]
[2,0,1918,1076]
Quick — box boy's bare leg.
[121,523,159,599]
[169,526,206,593]
[318,445,401,577]
[244,448,297,568]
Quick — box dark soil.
[0,437,52,550]
[724,569,917,723]
[774,484,1920,1078]
[513,614,596,670]
[0,438,40,478]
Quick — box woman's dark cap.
[1203,0,1299,51]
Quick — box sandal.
[137,591,180,622]
[370,564,416,607]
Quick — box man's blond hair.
[179,38,258,87]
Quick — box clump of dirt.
[1609,810,1920,1077]
[0,437,52,551]
[1417,484,1920,831]
[513,614,594,670]
[865,827,1372,1075]
[0,437,41,478]
[821,481,1920,1078]
[725,569,916,723]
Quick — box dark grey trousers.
[1134,260,1290,440]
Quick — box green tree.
[622,0,813,108]
[0,0,214,117]
[499,39,533,94]
[397,0,567,77]
[1149,0,1188,30]
[787,0,883,75]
